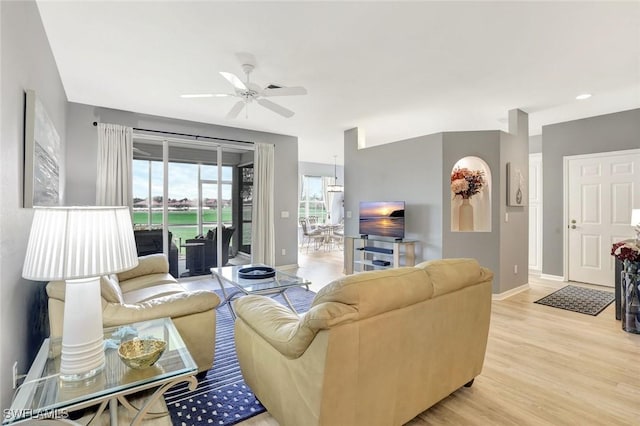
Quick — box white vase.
[459,199,474,231]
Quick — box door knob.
[571,225,577,229]
[571,219,577,224]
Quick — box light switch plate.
[281,211,289,218]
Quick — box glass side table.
[3,317,197,425]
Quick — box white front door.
[567,150,640,286]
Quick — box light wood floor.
[240,254,640,426]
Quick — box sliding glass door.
[132,138,252,276]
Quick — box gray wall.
[66,102,301,266]
[542,108,640,276]
[344,128,444,262]
[299,161,344,182]
[345,110,529,294]
[529,134,542,153]
[441,131,502,292]
[499,109,529,292]
[0,0,68,409]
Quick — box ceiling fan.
[181,63,307,119]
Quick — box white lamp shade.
[22,206,139,281]
[632,209,640,227]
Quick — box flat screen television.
[359,201,405,239]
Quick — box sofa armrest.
[46,280,66,301]
[102,290,220,327]
[117,254,168,282]
[234,296,307,358]
[234,295,357,359]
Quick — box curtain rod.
[92,121,254,145]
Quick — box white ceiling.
[37,1,640,165]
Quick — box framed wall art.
[24,89,61,208]
[507,162,526,206]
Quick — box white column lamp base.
[60,277,105,381]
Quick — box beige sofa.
[47,254,220,373]
[234,258,493,426]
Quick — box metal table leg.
[280,290,299,315]
[213,274,240,319]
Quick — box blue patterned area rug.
[165,287,315,426]
[534,285,614,316]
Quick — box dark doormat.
[534,285,615,316]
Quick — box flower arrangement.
[451,168,485,199]
[611,240,640,263]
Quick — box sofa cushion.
[117,253,168,282]
[118,273,178,294]
[103,290,221,327]
[46,277,123,304]
[122,283,187,304]
[100,274,123,303]
[312,267,433,320]
[415,258,488,297]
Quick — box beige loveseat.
[234,258,493,426]
[46,254,220,373]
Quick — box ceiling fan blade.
[257,98,295,118]
[180,93,231,98]
[220,72,247,91]
[227,100,246,119]
[262,86,307,97]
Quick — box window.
[299,175,327,222]
[132,159,164,227]
[132,159,234,255]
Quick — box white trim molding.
[540,274,565,282]
[492,283,530,301]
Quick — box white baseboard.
[528,268,542,276]
[540,274,565,282]
[492,283,530,301]
[538,280,566,289]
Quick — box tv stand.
[345,236,416,275]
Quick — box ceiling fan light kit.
[182,58,307,119]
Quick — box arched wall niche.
[450,156,492,232]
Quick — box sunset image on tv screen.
[359,201,405,238]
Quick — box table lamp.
[632,209,640,241]
[22,206,138,381]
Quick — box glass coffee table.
[4,317,197,425]
[211,264,311,319]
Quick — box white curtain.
[251,143,275,265]
[322,176,332,222]
[96,123,133,208]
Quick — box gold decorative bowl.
[118,339,166,369]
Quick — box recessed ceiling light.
[576,93,592,100]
